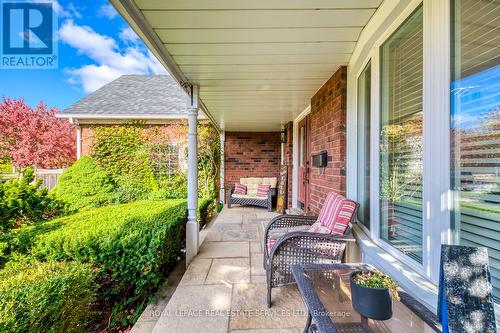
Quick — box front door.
[298,116,310,211]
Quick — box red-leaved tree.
[0,97,76,169]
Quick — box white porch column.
[219,131,225,203]
[76,126,82,159]
[186,85,199,266]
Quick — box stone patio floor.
[132,206,308,333]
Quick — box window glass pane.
[380,6,423,263]
[451,0,500,301]
[357,62,371,229]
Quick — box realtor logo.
[1,0,57,69]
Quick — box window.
[451,0,500,301]
[149,143,183,176]
[357,62,371,229]
[379,6,424,263]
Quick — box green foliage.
[88,123,220,203]
[0,162,12,173]
[352,271,400,300]
[197,125,221,199]
[0,168,63,232]
[151,175,188,199]
[52,157,115,212]
[0,260,97,333]
[91,125,158,199]
[0,199,187,326]
[198,198,214,229]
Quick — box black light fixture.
[280,128,287,143]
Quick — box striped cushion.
[256,184,270,197]
[311,192,357,235]
[234,183,247,195]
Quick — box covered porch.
[132,206,437,333]
[111,0,499,331]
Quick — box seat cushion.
[232,194,264,200]
[266,225,311,254]
[315,192,357,235]
[240,177,261,196]
[256,184,270,197]
[240,177,278,196]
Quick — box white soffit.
[128,0,382,131]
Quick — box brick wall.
[308,66,347,214]
[80,125,94,156]
[224,132,281,190]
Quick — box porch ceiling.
[112,0,382,131]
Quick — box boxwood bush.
[0,260,97,333]
[198,197,214,229]
[0,199,187,326]
[0,168,63,232]
[52,157,116,212]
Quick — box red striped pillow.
[234,183,247,195]
[256,184,270,197]
[316,192,356,235]
[331,201,356,234]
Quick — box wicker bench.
[227,177,277,212]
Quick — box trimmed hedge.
[0,199,187,326]
[198,198,214,229]
[0,260,97,333]
[52,157,115,212]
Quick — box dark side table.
[291,263,442,333]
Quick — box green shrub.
[0,162,12,173]
[152,175,188,199]
[216,202,223,213]
[1,199,187,326]
[52,157,115,212]
[198,198,214,229]
[0,260,97,333]
[0,168,63,232]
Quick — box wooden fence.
[1,168,64,191]
[35,168,64,191]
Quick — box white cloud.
[98,3,118,19]
[53,1,81,18]
[59,20,166,93]
[119,27,140,44]
[65,65,124,93]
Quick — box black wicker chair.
[263,203,358,307]
[227,186,276,212]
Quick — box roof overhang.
[56,113,207,125]
[110,0,382,131]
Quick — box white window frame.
[354,56,373,236]
[347,0,453,310]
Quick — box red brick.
[224,132,281,191]
[308,66,347,214]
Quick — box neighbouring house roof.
[58,75,204,121]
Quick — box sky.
[0,0,167,110]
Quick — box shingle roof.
[58,75,190,118]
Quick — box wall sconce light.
[280,128,287,143]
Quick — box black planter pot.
[350,271,393,320]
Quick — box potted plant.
[350,270,400,320]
